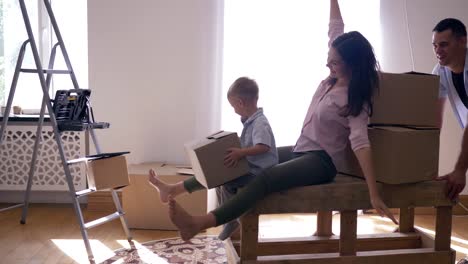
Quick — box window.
[0,0,87,112]
[221,0,381,146]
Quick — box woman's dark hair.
[331,31,379,117]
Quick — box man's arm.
[437,115,468,200]
[450,122,468,197]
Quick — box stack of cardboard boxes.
[338,72,440,184]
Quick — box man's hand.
[224,148,244,168]
[436,169,467,201]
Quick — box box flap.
[207,130,235,140]
[370,125,439,131]
[87,151,130,160]
[403,71,436,76]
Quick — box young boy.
[148,77,278,240]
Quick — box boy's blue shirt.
[240,108,278,176]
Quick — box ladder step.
[58,122,110,132]
[20,69,72,74]
[5,1,133,261]
[75,188,96,197]
[84,212,123,229]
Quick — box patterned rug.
[100,235,227,264]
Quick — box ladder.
[0,0,132,262]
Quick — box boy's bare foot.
[148,169,173,203]
[168,197,203,241]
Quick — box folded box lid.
[185,131,237,151]
[207,130,236,139]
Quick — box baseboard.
[87,190,123,212]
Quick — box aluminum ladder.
[0,0,132,262]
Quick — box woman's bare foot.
[168,197,206,241]
[148,169,174,203]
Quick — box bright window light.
[222,0,381,146]
[1,0,87,111]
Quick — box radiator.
[0,125,86,191]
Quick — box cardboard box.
[370,72,439,127]
[86,155,130,190]
[338,126,440,184]
[184,131,250,189]
[122,163,207,230]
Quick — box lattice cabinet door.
[0,125,86,191]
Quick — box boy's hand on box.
[224,148,244,168]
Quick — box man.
[432,18,468,264]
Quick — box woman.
[163,0,397,241]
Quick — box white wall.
[88,0,468,194]
[87,0,223,165]
[380,0,468,194]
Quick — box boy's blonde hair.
[227,77,259,102]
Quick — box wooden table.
[225,174,455,264]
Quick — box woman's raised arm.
[330,0,342,21]
[329,0,345,47]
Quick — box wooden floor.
[0,204,467,264]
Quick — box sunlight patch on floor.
[259,213,323,238]
[407,225,468,256]
[452,244,468,255]
[416,227,468,247]
[116,239,134,249]
[52,239,171,264]
[257,213,401,239]
[450,236,468,246]
[51,239,115,264]
[116,240,169,263]
[415,225,468,256]
[259,214,316,238]
[414,225,436,236]
[369,215,396,223]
